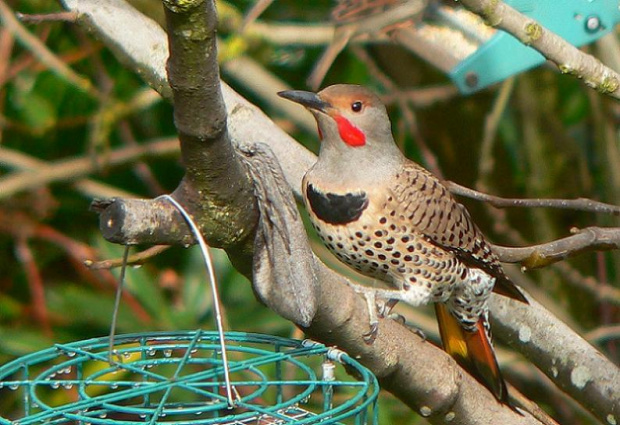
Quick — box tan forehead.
[319,85,379,108]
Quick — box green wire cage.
[0,330,379,424]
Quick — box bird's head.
[278,85,402,161]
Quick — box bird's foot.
[385,313,427,340]
[358,286,380,344]
[363,324,379,344]
[387,312,406,325]
[409,325,427,341]
[384,313,426,339]
[343,281,401,344]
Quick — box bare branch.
[476,78,515,190]
[447,181,620,216]
[0,145,135,199]
[0,138,178,200]
[0,0,99,97]
[585,324,620,344]
[84,245,170,270]
[552,262,620,307]
[491,226,620,269]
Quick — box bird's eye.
[351,101,363,112]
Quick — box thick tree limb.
[58,0,620,423]
[162,0,258,255]
[490,295,620,420]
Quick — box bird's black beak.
[277,90,331,112]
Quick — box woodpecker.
[278,84,528,404]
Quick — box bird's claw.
[377,298,398,318]
[343,280,407,343]
[387,312,406,325]
[363,321,379,344]
[362,297,396,344]
[385,313,426,340]
[411,326,426,341]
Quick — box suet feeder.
[0,330,378,424]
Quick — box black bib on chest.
[306,183,369,225]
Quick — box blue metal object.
[0,331,379,424]
[450,0,620,94]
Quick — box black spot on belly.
[306,183,368,225]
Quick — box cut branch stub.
[93,197,194,246]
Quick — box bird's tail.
[434,303,508,404]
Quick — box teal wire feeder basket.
[0,330,379,424]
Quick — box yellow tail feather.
[435,304,508,403]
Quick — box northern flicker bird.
[278,84,528,404]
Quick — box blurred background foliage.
[0,0,618,423]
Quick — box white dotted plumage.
[280,84,528,404]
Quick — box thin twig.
[0,24,14,89]
[381,85,459,109]
[85,245,170,270]
[477,77,515,190]
[552,262,620,307]
[585,325,620,344]
[16,11,78,23]
[0,132,136,199]
[239,0,273,32]
[307,26,355,89]
[15,236,53,338]
[118,121,167,196]
[447,181,620,215]
[246,21,336,46]
[0,0,100,98]
[0,137,178,199]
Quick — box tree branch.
[448,181,620,216]
[490,295,620,420]
[491,226,620,269]
[162,0,258,255]
[0,137,178,200]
